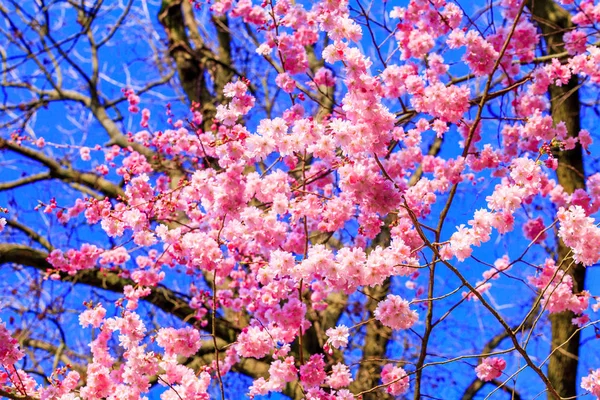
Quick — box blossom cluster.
[475,357,506,382]
[0,320,23,366]
[3,0,600,398]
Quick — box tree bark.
[528,0,586,397]
[348,222,394,400]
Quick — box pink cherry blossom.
[0,320,24,365]
[475,357,506,381]
[326,363,353,389]
[79,305,107,328]
[583,369,600,397]
[381,364,409,395]
[235,326,273,359]
[156,327,201,358]
[300,354,327,389]
[326,325,350,349]
[523,217,548,243]
[4,1,600,399]
[374,295,418,330]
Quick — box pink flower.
[157,327,201,358]
[564,30,588,55]
[381,364,409,395]
[558,205,600,266]
[326,363,353,389]
[99,246,130,266]
[268,357,297,390]
[300,354,327,389]
[124,88,140,113]
[326,325,350,349]
[140,108,150,128]
[80,146,91,161]
[572,314,590,327]
[411,82,470,123]
[275,72,296,93]
[475,357,506,381]
[449,224,476,261]
[374,295,418,330]
[334,389,355,400]
[235,326,272,359]
[313,67,335,87]
[0,320,24,365]
[529,258,590,314]
[522,217,547,243]
[463,31,499,76]
[580,129,593,150]
[79,305,107,328]
[327,15,362,42]
[582,369,600,397]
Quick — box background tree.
[1,0,600,399]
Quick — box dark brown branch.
[528,0,586,397]
[0,139,124,199]
[0,244,240,343]
[461,317,537,399]
[461,379,522,400]
[4,220,52,251]
[0,389,37,400]
[0,172,51,191]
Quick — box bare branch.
[0,138,124,199]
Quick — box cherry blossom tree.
[1,0,600,399]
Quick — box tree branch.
[0,139,124,199]
[0,244,240,343]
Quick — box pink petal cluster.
[529,258,590,314]
[235,326,273,359]
[156,327,201,358]
[381,364,410,395]
[326,363,353,389]
[582,369,600,398]
[0,320,24,365]
[475,357,506,381]
[79,304,107,328]
[268,357,298,391]
[449,30,499,76]
[374,295,418,330]
[446,158,544,261]
[558,205,600,266]
[326,325,350,349]
[39,371,80,399]
[300,354,327,389]
[522,217,548,243]
[47,243,103,275]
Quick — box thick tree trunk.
[547,81,586,399]
[158,0,231,133]
[348,222,395,400]
[528,0,586,397]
